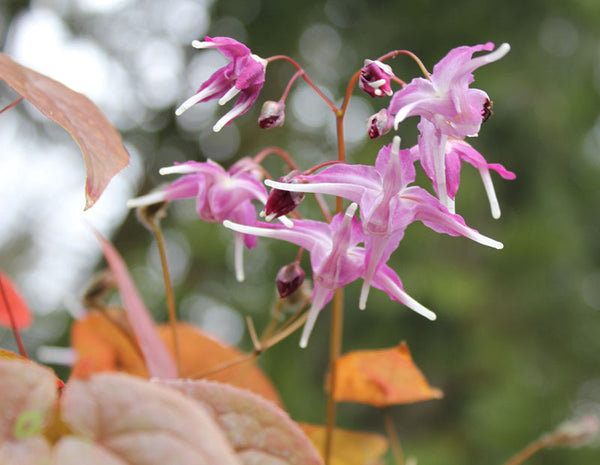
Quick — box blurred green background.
[1,0,600,463]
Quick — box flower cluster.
[130,37,513,347]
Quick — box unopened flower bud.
[276,262,305,298]
[258,101,285,129]
[359,59,394,98]
[261,170,305,220]
[367,109,392,139]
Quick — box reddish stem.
[267,55,339,113]
[253,146,298,170]
[377,50,431,79]
[303,160,344,175]
[0,275,28,358]
[280,70,304,102]
[0,96,24,115]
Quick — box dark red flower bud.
[261,171,305,220]
[359,59,395,98]
[367,109,392,139]
[258,101,285,129]
[276,262,305,298]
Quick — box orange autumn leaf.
[158,323,282,406]
[70,309,148,379]
[70,312,281,405]
[299,423,388,465]
[0,270,32,329]
[0,52,129,210]
[333,342,443,407]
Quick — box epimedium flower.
[387,42,510,212]
[224,203,437,348]
[388,42,511,138]
[265,136,503,310]
[127,157,268,282]
[417,119,516,219]
[175,36,267,132]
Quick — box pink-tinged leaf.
[0,52,129,209]
[53,437,128,465]
[60,373,241,465]
[0,437,52,465]
[94,231,177,379]
[161,379,324,465]
[0,359,57,441]
[0,359,57,464]
[0,271,32,329]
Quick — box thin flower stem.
[322,66,360,465]
[0,96,24,115]
[382,408,405,465]
[502,436,552,465]
[280,70,304,102]
[0,275,28,358]
[259,300,286,344]
[303,160,344,175]
[190,309,310,379]
[262,310,309,349]
[340,70,362,116]
[149,220,182,377]
[245,316,262,352]
[378,50,431,79]
[315,193,333,223]
[324,289,343,465]
[190,352,258,379]
[267,55,339,113]
[253,146,298,170]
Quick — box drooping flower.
[175,36,267,132]
[367,108,392,139]
[224,203,436,347]
[260,170,305,221]
[127,157,268,282]
[388,42,511,138]
[275,262,305,298]
[416,119,516,219]
[258,100,286,129]
[265,136,503,309]
[387,43,510,212]
[359,59,395,98]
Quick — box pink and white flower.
[127,157,268,282]
[175,36,267,132]
[224,203,436,347]
[388,42,510,138]
[265,136,503,309]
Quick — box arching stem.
[0,275,28,358]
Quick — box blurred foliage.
[2,0,600,464]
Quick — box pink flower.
[224,203,436,347]
[265,136,503,309]
[417,119,516,219]
[127,157,267,282]
[175,36,267,132]
[388,42,510,138]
